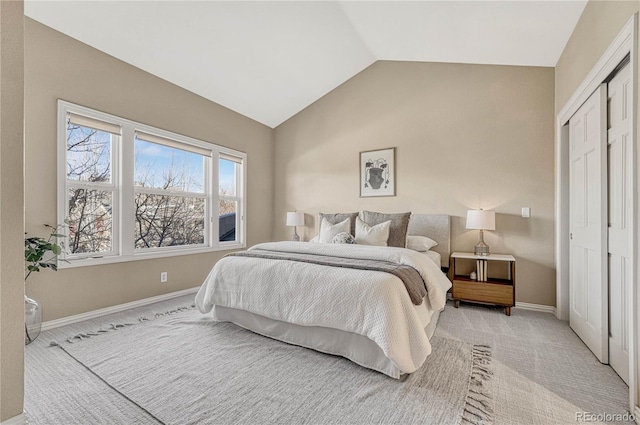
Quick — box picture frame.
[360,147,395,197]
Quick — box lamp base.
[474,244,490,256]
[474,229,490,256]
[290,234,300,242]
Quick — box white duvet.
[195,242,452,375]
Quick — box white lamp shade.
[286,211,304,226]
[466,210,496,230]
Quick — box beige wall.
[0,1,25,421]
[555,0,639,114]
[24,18,274,321]
[274,61,556,306]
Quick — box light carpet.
[26,296,632,425]
[48,305,492,425]
[437,302,632,424]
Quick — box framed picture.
[360,147,395,197]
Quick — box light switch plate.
[522,207,530,218]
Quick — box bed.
[195,214,451,378]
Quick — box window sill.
[58,243,245,269]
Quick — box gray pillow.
[361,211,411,248]
[318,212,359,236]
[332,232,356,244]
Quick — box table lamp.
[286,211,304,241]
[466,209,495,256]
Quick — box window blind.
[220,152,243,164]
[135,131,212,157]
[68,113,122,135]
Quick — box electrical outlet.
[160,272,168,283]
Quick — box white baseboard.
[515,302,557,315]
[41,287,200,331]
[1,412,25,425]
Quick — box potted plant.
[24,223,67,345]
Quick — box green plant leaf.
[24,223,68,281]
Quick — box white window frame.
[57,100,247,268]
[218,154,244,247]
[63,117,120,260]
[132,130,210,253]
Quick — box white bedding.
[423,250,441,268]
[195,242,452,377]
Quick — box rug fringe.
[49,304,196,346]
[460,344,494,425]
[152,305,195,319]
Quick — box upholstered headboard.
[407,214,451,267]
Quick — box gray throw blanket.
[228,250,427,305]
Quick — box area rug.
[51,306,493,425]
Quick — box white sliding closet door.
[569,84,608,363]
[608,63,631,384]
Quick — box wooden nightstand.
[449,252,516,316]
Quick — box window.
[134,132,207,250]
[58,101,246,267]
[65,113,119,257]
[219,154,242,243]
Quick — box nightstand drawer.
[452,280,513,306]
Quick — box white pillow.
[319,217,351,243]
[309,235,319,243]
[406,235,438,252]
[355,217,390,246]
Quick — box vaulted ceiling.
[25,1,587,128]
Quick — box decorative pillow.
[355,217,390,246]
[309,235,319,243]
[332,232,356,244]
[361,211,411,248]
[406,235,438,252]
[318,212,359,236]
[319,217,351,243]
